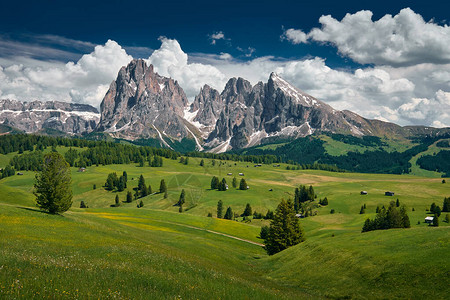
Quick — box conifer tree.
[264,199,305,255]
[396,198,400,207]
[432,213,439,227]
[430,202,436,213]
[200,159,204,166]
[211,176,219,189]
[442,197,450,212]
[224,207,233,220]
[160,179,167,193]
[126,191,133,203]
[217,200,224,218]
[34,152,72,214]
[239,178,247,190]
[80,200,87,208]
[243,203,252,216]
[148,184,152,195]
[115,194,120,207]
[177,189,186,206]
[360,205,365,214]
[138,175,146,192]
[232,177,237,188]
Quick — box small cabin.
[227,173,232,175]
[295,213,304,218]
[385,191,395,196]
[239,173,244,176]
[424,216,434,224]
[78,167,86,172]
[17,172,23,175]
[360,191,368,195]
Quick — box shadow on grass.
[17,206,66,217]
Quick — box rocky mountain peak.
[97,59,194,144]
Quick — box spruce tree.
[432,214,439,227]
[126,191,133,203]
[239,178,247,190]
[34,152,72,214]
[435,206,441,217]
[396,198,400,207]
[211,176,219,189]
[138,175,146,192]
[264,199,305,255]
[200,159,204,166]
[80,201,87,208]
[442,197,450,212]
[232,177,237,188]
[430,202,436,213]
[224,207,233,220]
[177,189,186,206]
[117,176,125,192]
[159,179,167,193]
[115,194,120,207]
[148,184,152,195]
[217,200,224,218]
[360,205,365,214]
[243,203,252,216]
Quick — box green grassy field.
[1,151,449,299]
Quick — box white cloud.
[147,37,226,99]
[283,8,450,66]
[209,31,228,45]
[0,36,448,128]
[0,40,132,107]
[281,28,307,44]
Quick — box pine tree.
[224,207,233,220]
[117,176,125,192]
[115,195,120,207]
[432,213,439,227]
[211,176,219,189]
[138,175,146,192]
[159,179,167,193]
[442,197,450,212]
[200,159,204,166]
[93,184,96,190]
[243,203,252,216]
[400,206,411,228]
[123,171,128,183]
[232,177,237,188]
[80,200,87,208]
[259,225,269,239]
[34,152,73,214]
[360,206,365,214]
[264,199,305,255]
[430,202,436,213]
[105,176,114,191]
[239,178,247,190]
[126,191,133,203]
[177,189,186,206]
[362,218,374,232]
[396,198,400,207]
[294,187,300,212]
[217,200,224,218]
[141,184,148,197]
[218,178,227,191]
[435,206,441,217]
[139,200,144,208]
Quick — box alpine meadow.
[1,1,450,299]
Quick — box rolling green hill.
[1,140,449,299]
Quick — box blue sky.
[0,0,449,127]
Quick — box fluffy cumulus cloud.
[147,37,227,99]
[0,33,449,127]
[0,40,132,107]
[280,28,307,44]
[283,8,450,66]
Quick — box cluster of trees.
[211,176,228,191]
[216,200,268,221]
[9,151,44,171]
[263,199,305,255]
[362,201,410,232]
[105,171,128,192]
[179,157,189,165]
[417,150,450,177]
[285,163,344,172]
[0,165,15,179]
[137,175,153,198]
[294,185,315,212]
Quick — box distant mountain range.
[1,59,448,152]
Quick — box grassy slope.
[0,150,449,299]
